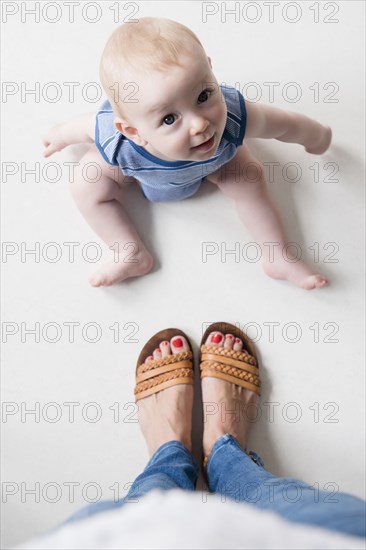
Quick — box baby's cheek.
[217,104,227,132]
[216,97,226,117]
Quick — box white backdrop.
[2,1,365,547]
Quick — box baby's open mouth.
[192,135,215,152]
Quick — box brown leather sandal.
[200,321,261,471]
[134,328,194,401]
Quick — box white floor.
[2,1,365,547]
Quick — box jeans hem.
[206,433,264,473]
[147,440,195,469]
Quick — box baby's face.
[118,51,227,162]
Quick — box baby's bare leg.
[70,145,153,287]
[208,145,328,290]
[245,102,332,154]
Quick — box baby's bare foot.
[89,252,153,287]
[42,122,68,158]
[202,331,259,457]
[263,257,328,290]
[138,336,194,456]
[305,125,332,155]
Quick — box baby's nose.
[189,116,209,136]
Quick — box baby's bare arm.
[245,101,331,154]
[245,101,295,139]
[43,112,96,157]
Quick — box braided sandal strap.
[201,344,257,367]
[137,351,193,374]
[200,345,261,396]
[135,350,194,401]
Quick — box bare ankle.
[124,249,153,275]
[89,251,153,287]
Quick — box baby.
[43,17,332,290]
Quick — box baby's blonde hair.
[99,17,205,117]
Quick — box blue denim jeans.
[65,434,366,538]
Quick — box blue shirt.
[95,84,247,202]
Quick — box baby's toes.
[302,274,329,290]
[206,331,224,346]
[314,275,329,288]
[146,355,154,363]
[170,335,190,354]
[233,337,243,352]
[224,334,234,349]
[88,273,103,287]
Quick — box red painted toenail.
[212,333,223,343]
[235,338,241,343]
[162,341,168,346]
[226,335,233,339]
[155,348,161,353]
[172,338,183,348]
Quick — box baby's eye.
[163,114,176,126]
[197,89,211,104]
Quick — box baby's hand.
[42,123,68,158]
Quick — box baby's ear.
[114,117,128,135]
[114,118,147,146]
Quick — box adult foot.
[263,257,328,290]
[137,335,194,456]
[201,331,259,458]
[89,250,153,287]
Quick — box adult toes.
[206,331,224,346]
[170,335,190,354]
[224,334,234,349]
[153,347,162,360]
[160,341,171,357]
[233,337,243,352]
